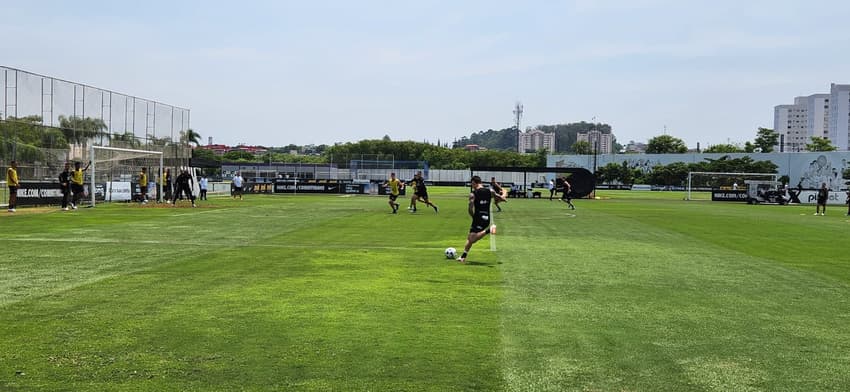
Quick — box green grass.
[2,189,850,391]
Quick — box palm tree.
[58,115,107,146]
[111,131,141,149]
[179,128,202,147]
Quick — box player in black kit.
[172,169,196,207]
[456,175,507,263]
[58,162,71,211]
[407,171,438,213]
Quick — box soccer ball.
[445,247,457,259]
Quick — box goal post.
[686,171,779,201]
[90,145,164,207]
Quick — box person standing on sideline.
[383,172,403,213]
[815,182,828,215]
[560,176,575,210]
[70,161,90,209]
[138,167,149,203]
[232,171,244,200]
[456,175,507,264]
[6,160,18,213]
[199,175,208,201]
[845,187,850,216]
[58,162,71,211]
[548,179,556,200]
[172,169,197,207]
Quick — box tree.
[753,128,779,153]
[572,140,591,155]
[58,115,107,146]
[179,128,202,146]
[704,144,743,153]
[596,162,622,185]
[647,162,690,186]
[646,135,688,154]
[805,136,837,152]
[222,150,257,161]
[111,132,141,149]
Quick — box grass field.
[2,189,850,391]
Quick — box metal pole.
[14,70,18,117]
[90,143,96,207]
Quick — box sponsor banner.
[712,190,749,202]
[244,183,274,194]
[106,181,132,201]
[14,182,64,206]
[799,190,848,205]
[13,182,105,206]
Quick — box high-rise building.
[577,130,613,154]
[829,83,850,151]
[519,128,556,153]
[774,84,850,151]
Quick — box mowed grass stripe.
[495,194,850,391]
[1,192,506,391]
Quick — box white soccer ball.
[445,247,457,259]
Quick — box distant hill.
[455,122,614,153]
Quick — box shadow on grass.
[463,261,496,268]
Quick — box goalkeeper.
[172,169,197,207]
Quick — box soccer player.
[490,177,505,212]
[406,173,420,212]
[232,171,244,200]
[456,175,507,263]
[70,161,90,209]
[138,167,149,203]
[58,162,71,211]
[412,171,438,213]
[383,172,403,213]
[815,182,828,216]
[172,169,197,207]
[160,168,173,203]
[560,176,575,210]
[6,160,18,213]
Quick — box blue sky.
[3,0,849,148]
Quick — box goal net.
[686,171,778,201]
[89,145,164,206]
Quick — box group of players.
[384,171,439,214]
[136,167,202,207]
[60,163,201,210]
[383,171,578,263]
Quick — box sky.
[3,0,850,149]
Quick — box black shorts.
[71,184,84,194]
[417,191,428,199]
[8,186,16,195]
[234,186,243,193]
[389,194,398,202]
[470,214,491,233]
[817,198,827,205]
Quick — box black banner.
[272,180,373,194]
[13,182,106,206]
[711,190,749,202]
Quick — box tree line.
[596,156,780,188]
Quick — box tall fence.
[1,66,190,141]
